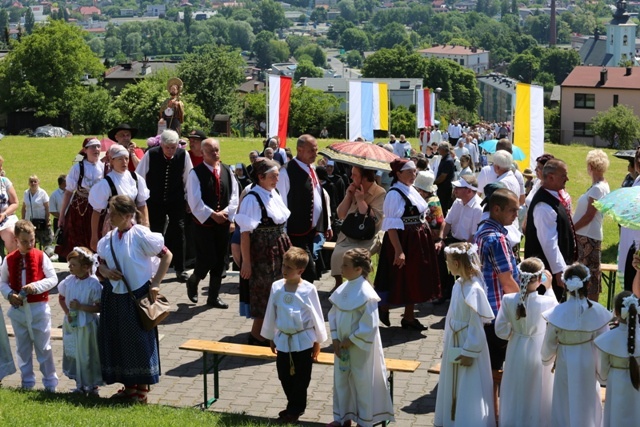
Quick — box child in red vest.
[0,220,58,391]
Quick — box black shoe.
[206,297,229,309]
[186,275,199,303]
[401,318,428,331]
[432,297,447,306]
[379,310,390,327]
[176,271,189,283]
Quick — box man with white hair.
[136,129,193,282]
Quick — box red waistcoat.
[7,249,48,303]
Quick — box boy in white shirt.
[261,247,328,424]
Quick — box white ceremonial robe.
[59,274,103,388]
[328,276,394,427]
[594,323,640,427]
[541,296,612,427]
[495,290,558,427]
[0,302,16,380]
[435,277,495,427]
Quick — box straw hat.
[413,171,437,193]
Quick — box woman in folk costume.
[495,257,558,427]
[435,242,495,427]
[328,248,394,427]
[594,291,640,427]
[541,263,612,427]
[374,158,440,330]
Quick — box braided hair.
[615,291,640,390]
[515,257,545,320]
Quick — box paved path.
[1,264,447,426]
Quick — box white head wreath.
[517,262,545,306]
[564,265,591,293]
[621,294,639,320]
[444,243,478,256]
[72,246,99,275]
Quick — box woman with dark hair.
[235,158,291,345]
[330,166,385,290]
[374,158,440,330]
[56,138,104,259]
[97,195,172,403]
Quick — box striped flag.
[348,81,388,141]
[416,88,435,129]
[268,75,292,147]
[513,83,544,170]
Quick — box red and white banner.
[416,88,435,129]
[268,75,292,147]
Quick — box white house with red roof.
[417,44,490,74]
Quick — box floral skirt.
[576,235,602,297]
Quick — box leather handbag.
[341,207,376,241]
[109,234,171,330]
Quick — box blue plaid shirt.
[475,218,519,317]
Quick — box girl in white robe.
[328,248,394,427]
[495,257,558,427]
[435,242,495,427]
[541,263,612,427]
[58,247,103,394]
[0,286,16,382]
[594,291,640,427]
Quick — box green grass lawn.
[0,388,288,426]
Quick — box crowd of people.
[0,121,640,427]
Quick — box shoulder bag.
[341,206,376,241]
[109,233,171,330]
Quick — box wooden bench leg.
[202,352,225,409]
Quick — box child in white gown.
[594,291,640,427]
[541,263,612,427]
[495,257,558,427]
[435,242,495,427]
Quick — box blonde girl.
[58,246,103,395]
[594,291,640,427]
[435,242,495,427]
[495,257,558,427]
[328,248,394,427]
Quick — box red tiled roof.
[562,66,640,89]
[76,6,101,15]
[418,45,488,55]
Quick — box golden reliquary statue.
[158,77,184,134]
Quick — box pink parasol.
[319,141,399,171]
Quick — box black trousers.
[193,220,230,299]
[149,202,186,272]
[289,231,317,283]
[625,245,635,292]
[276,347,313,416]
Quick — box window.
[624,35,628,46]
[574,122,594,137]
[614,94,619,107]
[574,93,595,109]
[460,58,465,66]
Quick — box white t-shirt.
[573,181,610,241]
[23,188,49,220]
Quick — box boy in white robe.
[541,263,612,427]
[261,247,328,425]
[328,248,394,427]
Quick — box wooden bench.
[180,339,420,413]
[601,263,617,310]
[323,241,336,251]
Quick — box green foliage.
[544,105,560,143]
[24,7,34,35]
[293,60,324,82]
[70,86,119,135]
[345,50,363,67]
[254,0,288,32]
[178,45,245,122]
[253,31,289,69]
[310,7,327,23]
[228,20,255,51]
[507,53,540,83]
[340,27,370,52]
[327,17,354,42]
[294,44,326,67]
[288,86,342,136]
[243,91,267,124]
[540,48,581,84]
[591,105,640,149]
[0,20,104,119]
[375,23,411,49]
[389,106,415,136]
[286,35,309,56]
[533,71,556,92]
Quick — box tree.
[70,86,119,134]
[288,86,341,136]
[337,0,359,23]
[24,7,35,34]
[253,31,289,69]
[178,45,245,121]
[228,21,254,51]
[591,105,640,149]
[362,46,426,78]
[255,0,288,32]
[310,7,327,23]
[0,20,104,119]
[375,23,411,50]
[88,38,104,57]
[507,53,540,83]
[340,28,370,52]
[183,6,193,37]
[345,50,363,67]
[294,44,325,67]
[539,48,581,84]
[390,106,415,136]
[0,10,8,45]
[104,36,122,59]
[294,60,324,82]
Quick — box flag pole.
[387,84,391,138]
[265,72,270,139]
[345,80,349,141]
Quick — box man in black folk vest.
[524,159,577,300]
[186,138,239,308]
[276,135,332,283]
[137,129,193,282]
